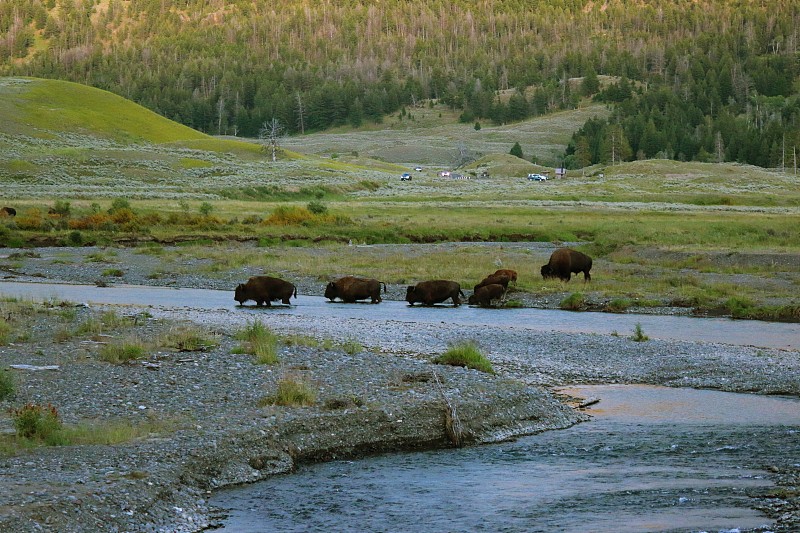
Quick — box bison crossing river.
[238,248,591,309]
[0,281,797,349]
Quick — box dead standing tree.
[452,141,476,169]
[259,119,285,162]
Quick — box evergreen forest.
[1,0,799,168]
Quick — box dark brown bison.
[0,207,16,217]
[325,276,386,303]
[541,248,592,282]
[474,273,511,291]
[468,283,507,307]
[493,269,518,283]
[234,276,297,306]
[406,280,465,306]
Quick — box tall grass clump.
[433,341,495,374]
[0,370,15,400]
[0,318,12,345]
[261,375,316,407]
[559,292,586,311]
[235,320,279,364]
[159,325,219,352]
[98,337,147,363]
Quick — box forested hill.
[1,1,799,168]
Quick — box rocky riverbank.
[0,244,799,532]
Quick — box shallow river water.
[0,281,798,349]
[212,385,800,533]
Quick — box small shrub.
[10,403,66,444]
[630,323,649,342]
[108,198,131,214]
[433,341,495,374]
[307,201,328,215]
[99,338,147,363]
[51,200,71,217]
[199,202,214,216]
[102,268,124,277]
[560,292,586,311]
[262,375,316,407]
[67,230,83,245]
[0,370,15,401]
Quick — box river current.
[212,385,800,533]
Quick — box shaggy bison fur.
[0,206,16,217]
[234,276,297,306]
[540,248,592,282]
[493,269,518,283]
[468,283,507,307]
[325,276,386,303]
[406,280,465,306]
[474,273,511,291]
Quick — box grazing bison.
[406,280,465,306]
[468,283,507,307]
[0,206,16,217]
[493,269,518,283]
[325,276,386,303]
[234,276,297,306]
[474,273,511,291]
[541,248,593,282]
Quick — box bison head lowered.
[234,283,247,304]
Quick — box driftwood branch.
[432,370,464,447]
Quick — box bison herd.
[234,247,593,308]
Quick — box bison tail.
[293,286,298,299]
[380,282,387,293]
[459,289,466,298]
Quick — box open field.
[1,76,798,320]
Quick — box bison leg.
[583,271,591,282]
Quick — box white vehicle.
[527,173,548,181]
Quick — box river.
[211,385,800,532]
[0,281,797,349]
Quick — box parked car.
[527,173,547,181]
[400,173,412,181]
[414,166,423,172]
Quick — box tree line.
[1,0,799,168]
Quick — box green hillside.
[0,77,209,143]
[0,77,401,199]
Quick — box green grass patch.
[560,292,587,311]
[158,325,219,352]
[235,320,279,364]
[0,370,15,400]
[98,338,148,363]
[433,341,495,374]
[261,375,317,407]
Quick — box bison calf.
[325,276,386,303]
[468,283,507,307]
[234,276,297,306]
[406,280,465,306]
[540,248,592,282]
[493,269,518,283]
[474,273,511,292]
